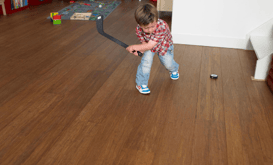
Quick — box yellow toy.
[50,12,59,22]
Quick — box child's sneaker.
[136,85,150,94]
[170,71,179,80]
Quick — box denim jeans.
[136,45,179,86]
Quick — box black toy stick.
[96,15,143,57]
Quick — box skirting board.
[251,76,265,81]
[172,33,248,50]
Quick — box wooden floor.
[1,0,273,164]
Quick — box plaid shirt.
[136,19,173,56]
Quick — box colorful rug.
[47,0,121,20]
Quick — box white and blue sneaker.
[136,85,150,94]
[170,71,179,80]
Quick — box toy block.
[50,12,58,22]
[50,12,58,17]
[53,15,61,25]
[70,13,92,20]
[53,15,61,19]
[50,12,58,19]
[53,19,61,25]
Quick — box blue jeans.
[136,45,179,86]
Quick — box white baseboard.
[172,33,249,50]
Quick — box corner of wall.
[245,34,254,50]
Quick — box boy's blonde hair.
[135,3,158,26]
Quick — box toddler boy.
[126,3,179,94]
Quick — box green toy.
[53,15,61,25]
[53,19,61,25]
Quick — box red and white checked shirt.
[136,19,173,56]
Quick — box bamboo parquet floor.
[0,0,273,164]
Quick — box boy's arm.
[134,25,166,52]
[126,40,157,56]
[127,26,158,56]
[133,40,157,52]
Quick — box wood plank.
[0,93,63,164]
[28,45,149,165]
[238,49,273,163]
[221,48,273,164]
[191,47,227,165]
[149,45,202,165]
[0,73,37,106]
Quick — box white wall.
[171,0,273,49]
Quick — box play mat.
[47,0,121,20]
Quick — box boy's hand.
[126,45,139,56]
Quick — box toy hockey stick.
[96,15,143,57]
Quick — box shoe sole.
[170,73,179,80]
[171,76,179,80]
[136,86,150,94]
